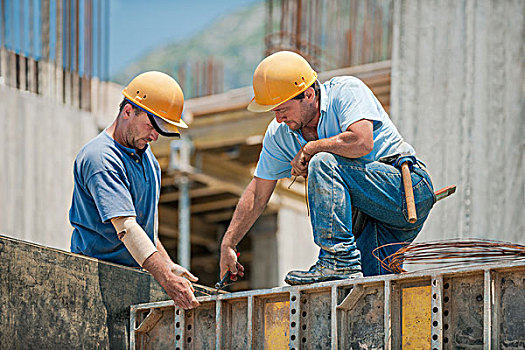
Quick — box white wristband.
[111,216,157,266]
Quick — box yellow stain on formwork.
[402,285,432,349]
[264,301,290,349]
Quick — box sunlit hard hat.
[122,71,187,137]
[247,51,318,113]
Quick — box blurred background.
[0,0,523,291]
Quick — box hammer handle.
[401,163,417,223]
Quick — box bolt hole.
[187,324,192,330]
[476,294,483,302]
[444,296,450,303]
[291,296,296,302]
[176,309,180,315]
[301,76,305,81]
[432,280,437,286]
[302,324,307,330]
[136,90,140,94]
[444,310,449,316]
[291,309,296,314]
[302,337,307,343]
[143,95,146,99]
[433,321,438,327]
[176,335,181,341]
[302,311,307,317]
[291,322,296,328]
[444,337,449,343]
[301,298,307,304]
[294,82,298,85]
[444,324,449,330]
[444,282,450,289]
[432,334,438,341]
[432,293,437,299]
[187,337,192,343]
[433,307,438,313]
[291,335,296,341]
[175,322,180,328]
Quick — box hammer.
[394,155,418,223]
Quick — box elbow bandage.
[111,216,157,266]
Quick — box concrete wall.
[276,202,318,286]
[0,234,168,349]
[391,0,524,243]
[0,84,99,250]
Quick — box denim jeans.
[307,152,436,276]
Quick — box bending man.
[220,51,436,285]
[70,71,199,309]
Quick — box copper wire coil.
[372,239,525,273]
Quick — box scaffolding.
[0,0,110,111]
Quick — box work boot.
[284,262,363,285]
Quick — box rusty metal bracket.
[135,308,163,334]
[337,284,378,311]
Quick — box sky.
[109,0,262,78]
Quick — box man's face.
[271,90,317,131]
[124,108,159,150]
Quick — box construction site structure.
[2,233,524,349]
[1,0,522,292]
[133,259,525,349]
[0,1,523,348]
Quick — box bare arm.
[291,119,374,176]
[111,216,199,309]
[220,177,277,279]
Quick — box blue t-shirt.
[69,131,161,267]
[254,76,415,180]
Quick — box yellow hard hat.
[247,51,318,113]
[122,71,187,137]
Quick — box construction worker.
[69,71,200,309]
[219,51,436,285]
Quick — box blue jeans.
[307,152,436,276]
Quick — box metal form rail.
[130,261,525,349]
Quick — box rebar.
[373,239,525,273]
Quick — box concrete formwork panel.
[130,262,525,349]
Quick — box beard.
[298,99,319,129]
[124,125,148,150]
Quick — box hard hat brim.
[126,99,187,137]
[148,114,181,137]
[247,98,283,113]
[123,97,188,129]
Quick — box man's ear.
[121,103,133,120]
[304,87,316,101]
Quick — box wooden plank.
[158,224,217,249]
[202,210,235,223]
[177,61,391,119]
[191,198,240,214]
[158,205,217,232]
[160,186,228,203]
